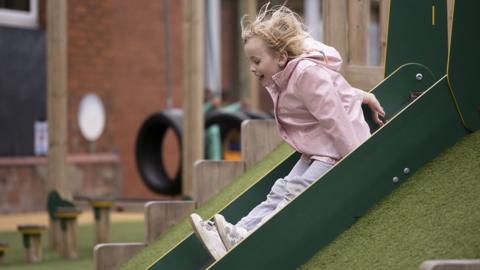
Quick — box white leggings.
[235,158,332,232]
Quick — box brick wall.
[0,155,121,213]
[1,0,246,211]
[67,0,183,199]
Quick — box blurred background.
[0,0,387,213]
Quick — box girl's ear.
[278,51,288,68]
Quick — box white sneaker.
[213,214,248,250]
[189,213,227,260]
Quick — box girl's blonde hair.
[241,3,310,58]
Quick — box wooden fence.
[323,0,455,91]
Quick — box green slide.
[209,76,468,270]
[384,0,447,79]
[138,62,437,270]
[208,1,479,269]
[124,0,480,269]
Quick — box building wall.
[0,0,241,208]
[67,0,183,199]
[0,154,121,213]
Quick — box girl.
[190,4,385,260]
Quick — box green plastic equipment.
[146,62,441,270]
[132,0,480,269]
[208,1,479,269]
[384,0,448,79]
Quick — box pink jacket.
[265,38,370,164]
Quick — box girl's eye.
[250,57,260,65]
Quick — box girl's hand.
[364,92,385,126]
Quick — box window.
[0,0,38,28]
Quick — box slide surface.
[125,0,480,269]
[145,63,442,270]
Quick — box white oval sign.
[78,94,106,142]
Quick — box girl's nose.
[249,65,256,73]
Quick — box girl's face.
[244,36,287,87]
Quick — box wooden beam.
[323,0,348,72]
[193,160,245,205]
[241,120,282,169]
[47,0,70,200]
[345,65,384,90]
[379,0,390,66]
[238,0,259,111]
[182,0,204,199]
[144,201,195,243]
[246,0,259,111]
[94,243,145,270]
[348,0,370,65]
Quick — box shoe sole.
[189,213,223,260]
[213,214,234,250]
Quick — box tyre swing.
[135,0,181,195]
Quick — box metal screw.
[416,73,423,81]
[393,176,399,183]
[403,168,410,174]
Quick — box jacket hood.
[271,37,343,89]
[302,37,343,71]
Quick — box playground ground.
[0,211,143,232]
[0,210,144,270]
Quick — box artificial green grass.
[0,220,144,270]
[123,131,480,270]
[122,143,295,270]
[299,131,480,270]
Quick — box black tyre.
[135,109,182,195]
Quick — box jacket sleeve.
[294,65,362,157]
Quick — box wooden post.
[344,65,385,90]
[193,160,245,205]
[47,0,70,200]
[17,225,46,263]
[55,207,82,259]
[348,0,370,65]
[46,0,72,249]
[182,0,204,199]
[144,201,195,244]
[241,120,282,169]
[243,0,259,111]
[94,243,146,270]
[323,0,348,72]
[0,241,9,264]
[48,218,61,250]
[379,0,391,66]
[90,201,113,244]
